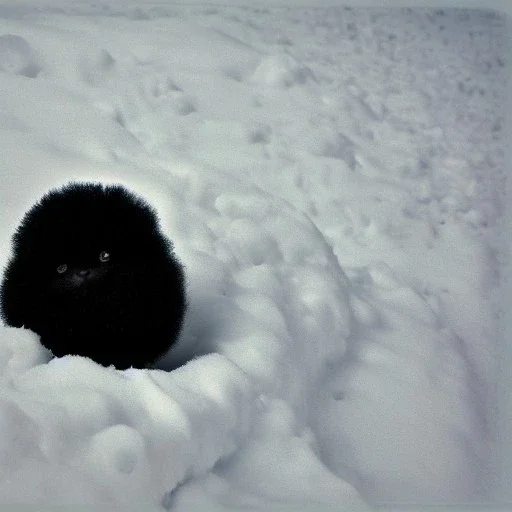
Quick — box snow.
[0,1,508,509]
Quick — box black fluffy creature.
[0,182,187,369]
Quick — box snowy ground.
[0,2,508,509]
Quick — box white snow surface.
[0,3,507,509]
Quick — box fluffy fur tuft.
[0,182,187,369]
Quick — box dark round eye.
[56,264,68,274]
[99,251,110,263]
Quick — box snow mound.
[0,326,50,379]
[0,352,258,505]
[0,34,42,78]
[250,54,316,88]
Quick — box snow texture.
[0,2,507,509]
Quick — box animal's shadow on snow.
[156,292,232,372]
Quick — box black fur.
[0,182,187,369]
